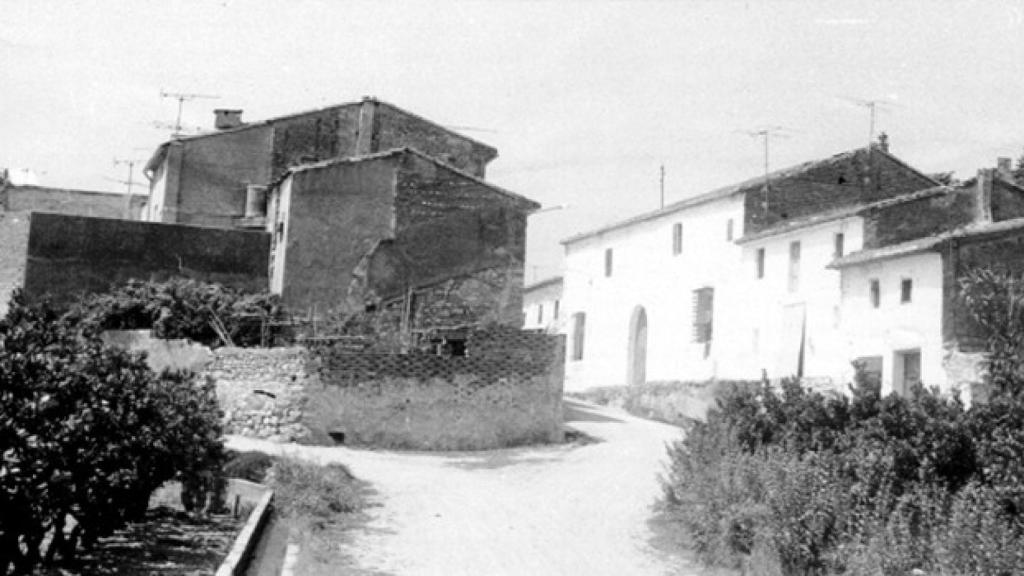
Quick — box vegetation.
[65,278,283,348]
[662,268,1024,575]
[0,293,226,575]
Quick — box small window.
[571,313,586,360]
[834,233,845,258]
[553,299,560,320]
[726,218,734,242]
[692,287,714,343]
[901,278,913,303]
[604,248,613,277]
[870,279,880,308]
[756,248,765,279]
[672,223,683,255]
[788,241,801,293]
[537,304,544,324]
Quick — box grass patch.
[571,380,759,427]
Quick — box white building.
[523,276,564,332]
[561,144,1024,399]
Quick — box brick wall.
[744,149,936,235]
[305,325,564,450]
[375,102,496,178]
[863,188,978,249]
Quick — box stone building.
[560,140,1024,399]
[141,98,538,325]
[142,97,498,228]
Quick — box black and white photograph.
[2,1,1024,574]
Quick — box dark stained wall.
[279,159,397,312]
[23,213,269,307]
[863,188,979,249]
[991,178,1024,222]
[374,102,496,178]
[744,149,937,235]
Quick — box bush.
[66,278,283,348]
[224,451,275,483]
[0,293,225,574]
[268,458,364,520]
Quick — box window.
[537,304,544,324]
[553,299,560,320]
[834,233,845,258]
[901,278,913,303]
[726,218,734,242]
[692,287,714,343]
[870,279,880,308]
[672,223,683,255]
[756,248,766,279]
[571,313,586,360]
[788,241,801,293]
[604,248,613,277]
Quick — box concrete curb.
[216,488,274,576]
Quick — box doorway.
[627,306,648,386]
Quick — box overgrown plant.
[66,278,283,348]
[0,292,226,574]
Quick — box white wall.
[144,159,168,223]
[561,195,746,391]
[839,252,946,395]
[738,217,863,386]
[523,282,563,332]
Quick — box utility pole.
[159,90,220,137]
[659,164,665,209]
[111,158,143,219]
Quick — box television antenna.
[110,157,145,218]
[837,96,901,148]
[159,90,220,136]
[736,126,795,206]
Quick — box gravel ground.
[228,399,710,576]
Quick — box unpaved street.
[228,400,707,576]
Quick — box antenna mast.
[112,158,144,219]
[659,164,665,209]
[740,126,791,214]
[159,90,220,136]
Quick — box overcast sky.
[2,0,1023,282]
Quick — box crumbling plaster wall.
[374,102,496,178]
[278,158,397,312]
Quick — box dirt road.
[228,400,706,576]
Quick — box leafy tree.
[0,292,224,574]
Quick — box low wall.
[307,327,565,450]
[208,347,313,443]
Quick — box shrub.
[224,451,275,483]
[0,293,225,574]
[268,458,364,520]
[66,278,283,348]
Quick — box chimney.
[996,157,1013,180]
[214,109,244,130]
[877,132,890,153]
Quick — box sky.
[2,0,1024,283]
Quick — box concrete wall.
[561,195,746,391]
[5,185,146,220]
[0,211,30,313]
[307,326,564,450]
[23,213,270,307]
[839,252,946,395]
[275,158,397,312]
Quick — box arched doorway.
[627,306,648,386]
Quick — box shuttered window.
[692,287,714,343]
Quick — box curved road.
[228,400,706,576]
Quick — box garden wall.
[198,327,564,450]
[307,326,565,450]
